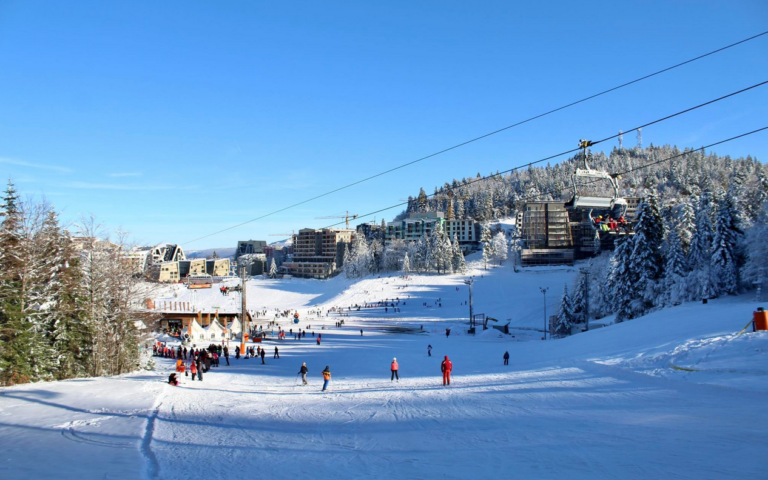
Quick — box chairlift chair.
[571,139,628,229]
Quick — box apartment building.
[284,228,353,279]
[386,212,445,242]
[385,212,478,251]
[178,258,206,278]
[149,261,181,283]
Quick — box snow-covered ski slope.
[2,258,768,479]
[153,252,574,332]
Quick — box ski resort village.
[1,3,767,479]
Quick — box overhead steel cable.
[181,32,768,246]
[262,80,768,238]
[314,126,768,234]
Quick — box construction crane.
[315,210,358,229]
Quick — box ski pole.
[294,373,300,386]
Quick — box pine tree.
[663,228,688,306]
[0,180,35,384]
[629,193,665,316]
[677,198,696,255]
[609,236,636,322]
[480,224,493,270]
[688,192,716,300]
[711,189,741,295]
[269,258,278,278]
[492,232,508,265]
[555,284,575,336]
[743,200,768,285]
[342,243,354,278]
[571,272,587,324]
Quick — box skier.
[446,328,451,338]
[503,351,510,366]
[298,362,308,386]
[235,345,240,360]
[224,346,230,366]
[441,355,452,386]
[196,355,204,381]
[428,344,432,357]
[322,366,331,391]
[168,373,179,386]
[391,358,399,382]
[260,347,266,365]
[360,329,363,336]
[274,346,280,359]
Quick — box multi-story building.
[445,218,477,250]
[178,258,206,278]
[206,258,231,277]
[149,261,181,283]
[236,240,267,257]
[386,212,445,242]
[151,243,185,263]
[385,212,478,251]
[284,228,353,279]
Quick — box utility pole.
[540,287,549,340]
[580,268,590,332]
[464,279,474,329]
[240,267,248,353]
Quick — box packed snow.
[2,256,767,479]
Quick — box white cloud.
[0,157,72,173]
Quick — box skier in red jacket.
[441,356,453,386]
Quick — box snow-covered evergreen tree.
[609,236,636,322]
[402,252,410,278]
[480,224,493,270]
[711,189,741,295]
[269,258,277,278]
[742,200,768,286]
[663,227,688,306]
[555,284,576,336]
[688,192,716,300]
[571,272,587,324]
[629,193,665,316]
[492,232,508,265]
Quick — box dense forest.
[0,182,152,385]
[392,144,767,332]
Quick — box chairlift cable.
[180,32,768,246]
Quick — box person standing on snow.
[391,358,399,381]
[503,351,510,366]
[322,366,331,391]
[428,345,432,357]
[235,345,240,360]
[441,356,452,386]
[298,362,309,386]
[223,346,230,366]
[190,361,198,381]
[274,346,280,359]
[260,347,266,364]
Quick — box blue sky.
[1,0,766,250]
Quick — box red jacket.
[441,357,452,373]
[391,361,399,371]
